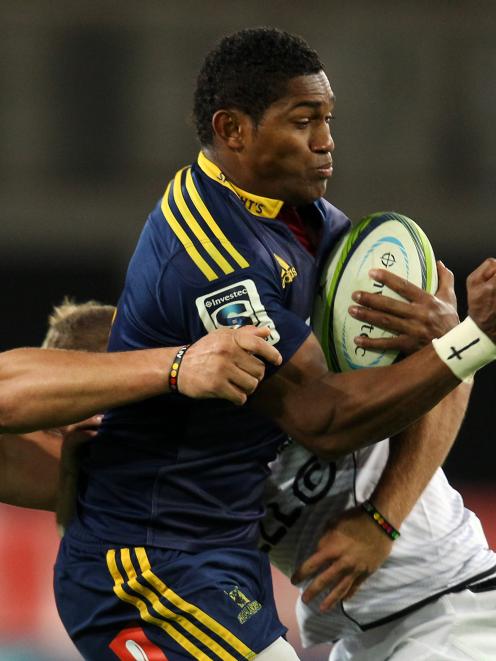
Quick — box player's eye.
[325,114,336,125]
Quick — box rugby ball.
[313,211,438,372]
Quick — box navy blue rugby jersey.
[71,152,350,552]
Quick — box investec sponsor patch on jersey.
[195,279,280,345]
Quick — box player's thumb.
[435,260,455,298]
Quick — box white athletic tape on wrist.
[432,316,496,383]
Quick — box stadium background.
[0,2,495,658]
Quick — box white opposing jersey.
[262,440,496,645]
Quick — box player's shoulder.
[149,159,255,286]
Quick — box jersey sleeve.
[157,243,312,373]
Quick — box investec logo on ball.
[195,279,280,345]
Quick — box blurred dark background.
[0,2,494,658]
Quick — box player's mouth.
[315,161,333,178]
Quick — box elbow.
[279,392,381,460]
[306,436,345,461]
[294,430,354,461]
[285,407,345,460]
[291,416,378,461]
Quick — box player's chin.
[301,179,329,203]
[283,177,328,205]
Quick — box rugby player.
[0,299,114,511]
[53,28,496,660]
[0,300,282,508]
[6,300,492,658]
[264,284,496,660]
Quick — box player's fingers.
[236,324,271,339]
[292,549,336,584]
[483,260,496,280]
[301,563,350,604]
[217,381,248,406]
[65,414,103,433]
[81,416,104,431]
[435,260,454,292]
[341,574,368,602]
[319,575,356,612]
[368,268,427,303]
[350,291,411,318]
[227,366,262,396]
[66,429,99,440]
[234,327,282,366]
[348,305,407,336]
[434,261,456,304]
[354,334,407,352]
[232,353,266,382]
[200,362,251,404]
[467,257,496,285]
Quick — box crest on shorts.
[224,585,262,624]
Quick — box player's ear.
[211,109,250,151]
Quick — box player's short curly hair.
[193,27,324,145]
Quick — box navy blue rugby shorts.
[54,534,286,660]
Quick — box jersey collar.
[197,151,284,219]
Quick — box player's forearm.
[267,343,461,460]
[0,347,171,432]
[0,327,282,432]
[370,382,472,527]
[0,431,61,510]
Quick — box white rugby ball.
[313,211,438,372]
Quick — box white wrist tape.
[432,316,496,383]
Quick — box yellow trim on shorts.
[172,169,235,276]
[161,179,218,282]
[106,549,211,660]
[135,547,256,660]
[119,549,238,660]
[184,168,250,269]
[106,548,256,660]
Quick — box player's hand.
[348,261,459,355]
[59,415,102,472]
[179,326,282,405]
[291,506,394,612]
[56,414,102,532]
[467,258,496,342]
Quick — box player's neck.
[202,147,288,206]
[202,147,255,194]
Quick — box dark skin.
[204,71,496,459]
[287,266,472,609]
[204,72,335,205]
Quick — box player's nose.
[311,123,334,153]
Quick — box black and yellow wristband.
[169,345,190,392]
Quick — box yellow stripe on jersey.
[106,549,211,660]
[185,169,250,269]
[136,547,256,660]
[172,170,235,275]
[119,549,238,661]
[161,180,218,282]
